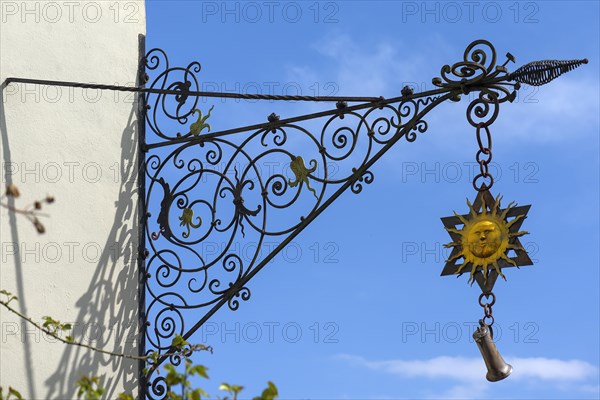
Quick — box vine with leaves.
[0,184,278,399]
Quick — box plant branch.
[0,298,211,362]
[1,185,54,233]
[0,202,50,218]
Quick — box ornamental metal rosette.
[137,40,587,397]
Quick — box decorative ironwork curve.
[139,40,587,399]
[432,39,520,128]
[510,58,588,86]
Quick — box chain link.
[472,123,494,191]
[478,292,496,329]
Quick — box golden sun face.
[465,220,503,259]
[445,195,528,284]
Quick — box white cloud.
[492,76,599,144]
[292,33,429,98]
[339,354,598,382]
[286,34,599,146]
[509,356,599,381]
[339,354,482,382]
[337,354,600,398]
[425,382,490,400]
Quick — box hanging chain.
[478,292,496,337]
[473,123,494,191]
[473,122,497,334]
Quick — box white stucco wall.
[0,1,145,398]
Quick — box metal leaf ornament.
[179,207,202,238]
[190,105,214,135]
[288,156,318,199]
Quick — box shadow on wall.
[0,46,144,398]
[0,82,40,399]
[43,104,141,398]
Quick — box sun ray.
[509,230,529,238]
[446,227,463,235]
[499,252,517,267]
[466,198,477,218]
[507,243,524,251]
[500,201,516,219]
[453,211,470,226]
[481,263,490,283]
[447,251,463,263]
[468,266,478,284]
[455,259,470,274]
[491,261,506,281]
[492,194,502,215]
[506,214,525,229]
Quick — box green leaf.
[65,336,74,343]
[0,290,18,304]
[8,387,24,400]
[232,385,243,394]
[41,316,60,334]
[252,381,278,400]
[170,334,188,350]
[164,364,176,373]
[188,365,209,379]
[117,393,134,400]
[164,364,186,387]
[166,390,182,400]
[62,323,72,331]
[189,388,209,400]
[75,376,104,400]
[220,382,244,400]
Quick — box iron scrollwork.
[141,51,447,399]
[139,40,586,398]
[432,39,520,128]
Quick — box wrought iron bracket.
[3,39,587,400]
[135,39,586,398]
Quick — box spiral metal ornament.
[510,59,589,86]
[142,48,203,142]
[432,40,520,128]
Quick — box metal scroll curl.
[433,39,520,127]
[143,48,203,141]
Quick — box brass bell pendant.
[473,320,513,382]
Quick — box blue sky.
[145,1,600,398]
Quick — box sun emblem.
[441,191,532,285]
